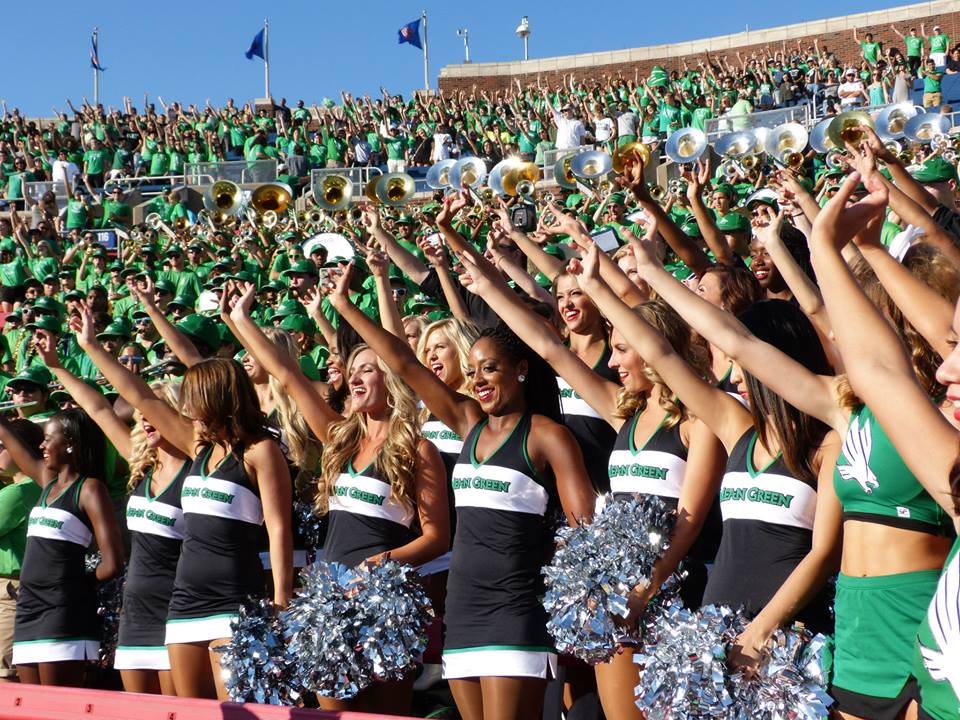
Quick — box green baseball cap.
[279,314,317,335]
[167,294,195,310]
[25,315,62,333]
[270,298,305,320]
[175,314,219,346]
[409,293,440,310]
[282,260,319,278]
[31,297,62,318]
[912,156,959,184]
[259,281,285,294]
[7,365,53,391]
[154,279,176,295]
[96,321,132,340]
[716,212,751,233]
[63,290,84,302]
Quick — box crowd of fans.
[0,14,959,720]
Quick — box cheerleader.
[75,303,293,701]
[453,246,726,720]
[329,257,595,719]
[810,171,959,720]
[0,402,122,687]
[227,282,449,716]
[35,327,188,696]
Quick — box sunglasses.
[133,317,151,325]
[119,355,144,364]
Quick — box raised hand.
[810,171,888,252]
[34,329,61,368]
[366,250,390,278]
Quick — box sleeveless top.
[444,412,557,650]
[914,536,960,720]
[120,462,189,645]
[324,457,416,568]
[167,444,265,620]
[834,405,954,536]
[608,411,721,564]
[558,343,618,493]
[16,477,98,641]
[703,430,830,631]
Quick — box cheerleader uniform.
[606,411,721,607]
[443,413,558,680]
[419,413,463,575]
[702,429,831,631]
[259,420,308,569]
[114,462,189,670]
[165,446,264,644]
[830,405,954,719]
[913,536,960,720]
[323,458,416,568]
[557,344,618,494]
[12,478,99,664]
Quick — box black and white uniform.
[114,463,188,670]
[324,458,416,568]
[420,413,463,575]
[702,430,831,630]
[558,344,618,494]
[165,445,265,643]
[13,477,99,664]
[259,420,308,569]
[607,412,721,607]
[443,413,558,680]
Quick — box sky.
[5,0,910,116]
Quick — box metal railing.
[704,104,811,142]
[308,167,383,198]
[24,180,65,205]
[103,174,193,196]
[184,160,278,186]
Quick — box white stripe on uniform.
[451,463,549,515]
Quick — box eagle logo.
[919,551,960,700]
[836,416,879,494]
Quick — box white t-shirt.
[594,117,615,142]
[838,80,864,107]
[431,133,453,162]
[554,114,586,150]
[49,158,80,191]
[617,111,639,136]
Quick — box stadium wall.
[437,1,960,93]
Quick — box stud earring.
[66,447,73,454]
[518,374,526,383]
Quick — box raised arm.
[74,303,194,456]
[579,243,754,452]
[455,249,623,428]
[633,232,845,430]
[227,284,342,444]
[35,331,132,459]
[0,417,45,484]
[326,264,483,439]
[363,208,430,285]
[366,251,405,339]
[809,170,957,516]
[130,277,203,367]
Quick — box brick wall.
[437,3,960,94]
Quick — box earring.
[66,447,73,454]
[518,374,526,383]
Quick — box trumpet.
[0,399,40,413]
[740,154,762,171]
[612,141,651,173]
[516,178,536,199]
[721,159,740,181]
[375,173,416,207]
[668,179,688,197]
[173,216,189,231]
[305,208,324,227]
[649,184,668,202]
[261,210,278,229]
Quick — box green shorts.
[832,570,941,699]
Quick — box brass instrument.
[448,157,488,189]
[665,127,708,165]
[611,141,651,173]
[426,159,457,190]
[261,210,278,229]
[571,151,613,181]
[740,154,761,171]
[250,183,293,215]
[765,123,809,170]
[306,208,324,227]
[906,114,952,144]
[516,179,537,199]
[809,117,837,154]
[363,177,381,204]
[649,184,667,202]
[668,179,687,196]
[375,173,416,207]
[721,159,740,181]
[313,174,354,212]
[715,130,757,159]
[145,212,163,230]
[876,103,922,140]
[825,149,847,171]
[552,155,579,190]
[501,161,540,197]
[203,180,242,215]
[173,216,189,231]
[826,111,874,148]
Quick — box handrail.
[308,167,384,198]
[185,160,278,186]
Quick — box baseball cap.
[7,365,53,391]
[911,156,959,184]
[25,315,62,333]
[279,314,317,335]
[282,260,319,278]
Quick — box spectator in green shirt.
[83,138,108,189]
[891,25,925,76]
[854,28,882,66]
[924,22,950,68]
[922,59,944,108]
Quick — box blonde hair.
[318,344,421,514]
[415,318,480,393]
[615,300,711,426]
[262,327,322,486]
[128,381,181,491]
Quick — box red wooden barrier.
[0,685,418,720]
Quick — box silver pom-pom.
[729,626,833,719]
[293,499,325,560]
[85,552,125,668]
[215,599,300,705]
[283,559,434,700]
[634,602,832,719]
[542,494,675,663]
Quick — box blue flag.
[245,28,265,60]
[90,33,105,71]
[398,19,422,50]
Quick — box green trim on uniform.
[443,644,555,654]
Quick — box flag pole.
[422,9,429,92]
[92,27,100,106]
[264,18,270,99]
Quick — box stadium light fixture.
[515,16,530,61]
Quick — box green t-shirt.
[929,33,950,54]
[904,35,923,57]
[924,71,942,93]
[0,478,42,577]
[100,199,131,228]
[84,148,108,175]
[657,102,682,133]
[384,137,406,161]
[325,134,347,162]
[111,147,131,171]
[149,152,170,177]
[0,257,29,287]
[860,41,881,64]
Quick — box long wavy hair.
[179,358,271,455]
[127,381,181,491]
[318,344,421,514]
[261,327,322,483]
[615,299,712,426]
[415,318,481,423]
